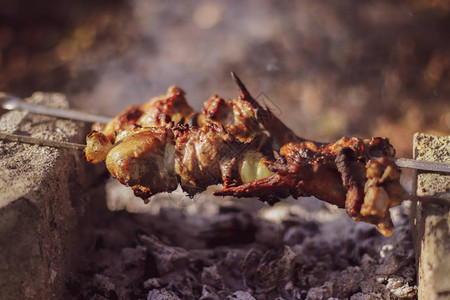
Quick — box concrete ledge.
[0,93,94,299]
[413,133,450,300]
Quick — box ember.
[68,198,417,299]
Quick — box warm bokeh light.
[0,0,448,158]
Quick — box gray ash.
[68,197,417,299]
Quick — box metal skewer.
[1,131,447,205]
[0,93,112,124]
[0,131,86,150]
[1,90,449,209]
[394,157,450,173]
[1,92,449,174]
[1,129,449,175]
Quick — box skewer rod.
[1,94,111,124]
[394,157,450,173]
[2,93,449,173]
[0,132,85,150]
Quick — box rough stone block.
[0,92,94,299]
[413,133,450,300]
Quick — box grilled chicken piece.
[105,126,178,198]
[201,95,263,143]
[219,73,403,236]
[98,122,273,200]
[84,74,404,236]
[84,85,273,199]
[215,137,402,236]
[84,85,270,164]
[84,86,193,164]
[90,86,194,142]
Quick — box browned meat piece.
[105,126,178,199]
[88,123,272,200]
[173,123,240,195]
[84,85,269,166]
[84,84,273,199]
[91,86,194,142]
[230,72,305,150]
[84,74,404,236]
[138,86,195,127]
[83,130,114,164]
[215,136,402,236]
[84,86,194,164]
[201,95,263,143]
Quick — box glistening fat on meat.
[83,75,403,236]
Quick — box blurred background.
[0,0,448,157]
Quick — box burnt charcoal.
[329,267,363,298]
[254,222,283,247]
[282,218,320,247]
[144,251,160,279]
[200,285,220,300]
[385,277,417,298]
[72,201,416,299]
[240,246,296,296]
[143,278,162,290]
[138,234,189,275]
[147,289,181,300]
[201,265,225,290]
[283,226,309,246]
[350,293,383,300]
[220,249,250,282]
[162,272,199,298]
[189,257,209,274]
[203,212,256,247]
[65,279,82,297]
[93,274,116,295]
[77,274,119,300]
[376,252,405,276]
[226,291,256,300]
[276,281,304,300]
[255,246,296,291]
[305,281,333,299]
[241,248,263,290]
[121,246,147,270]
[89,295,109,300]
[94,234,105,252]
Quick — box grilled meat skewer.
[215,137,402,236]
[84,85,274,198]
[83,75,402,236]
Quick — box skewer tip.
[230,72,252,101]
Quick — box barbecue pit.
[2,92,448,299]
